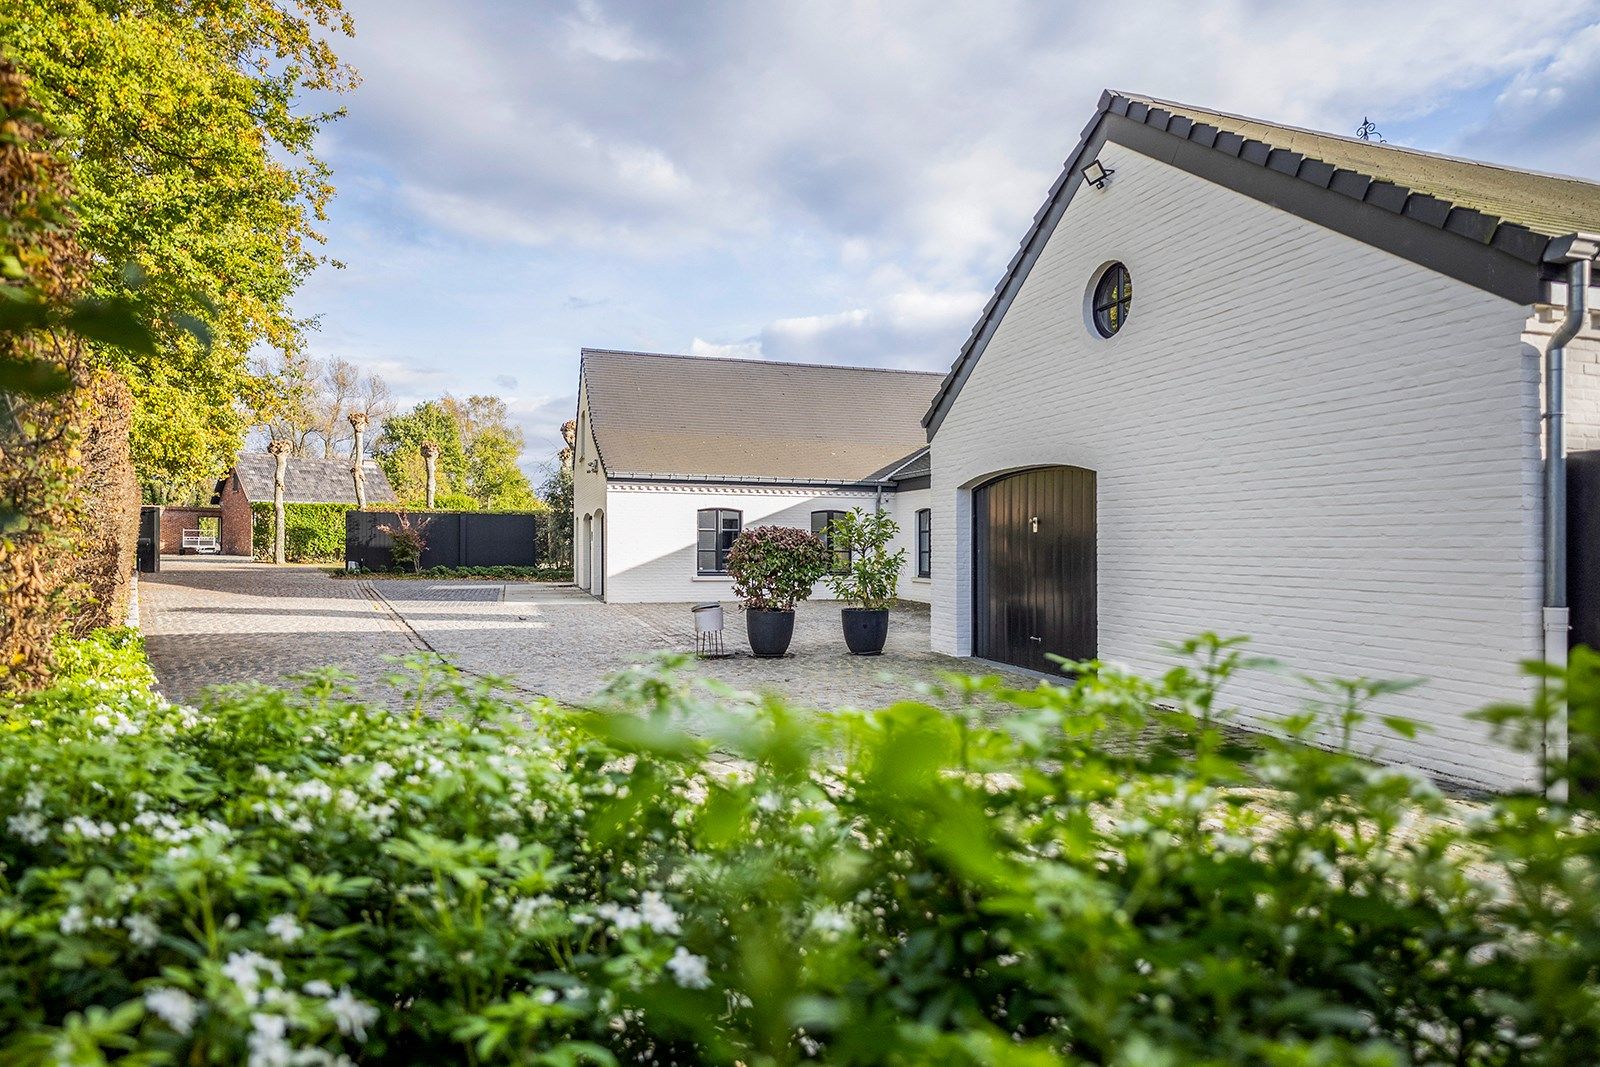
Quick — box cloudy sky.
[295,0,1600,474]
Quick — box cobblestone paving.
[141,560,1038,713]
[139,559,424,705]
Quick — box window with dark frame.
[696,508,741,575]
[916,508,931,578]
[811,510,850,572]
[1091,262,1131,338]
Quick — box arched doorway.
[972,465,1096,672]
[591,510,605,599]
[578,513,592,590]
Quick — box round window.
[1090,262,1131,338]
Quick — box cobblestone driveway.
[141,559,1030,710]
[139,560,425,704]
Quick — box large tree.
[442,395,538,511]
[375,395,539,510]
[0,1,358,501]
[256,353,392,460]
[373,401,468,506]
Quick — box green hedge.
[4,632,1600,1063]
[250,502,352,562]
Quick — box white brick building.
[920,93,1600,791]
[572,350,936,605]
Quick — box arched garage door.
[973,466,1096,672]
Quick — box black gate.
[137,505,161,573]
[973,466,1096,672]
[345,511,542,571]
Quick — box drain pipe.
[1541,234,1599,795]
[873,448,930,515]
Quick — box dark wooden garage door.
[973,466,1096,672]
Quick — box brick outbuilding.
[159,455,398,556]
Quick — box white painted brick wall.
[888,487,932,603]
[1525,308,1600,453]
[929,147,1546,791]
[601,484,883,604]
[572,383,607,593]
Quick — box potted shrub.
[724,525,832,657]
[823,509,905,655]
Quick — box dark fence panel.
[345,511,542,571]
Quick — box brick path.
[141,559,1034,711]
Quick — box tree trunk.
[421,441,439,509]
[268,440,289,564]
[349,412,367,510]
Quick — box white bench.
[181,529,221,554]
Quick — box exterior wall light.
[1083,158,1114,189]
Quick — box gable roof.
[580,349,942,483]
[232,454,398,505]
[1119,94,1600,241]
[923,90,1600,437]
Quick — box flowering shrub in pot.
[7,627,1600,1063]
[723,524,832,657]
[822,508,905,654]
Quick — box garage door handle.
[1029,635,1042,642]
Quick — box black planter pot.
[746,608,796,658]
[841,607,889,655]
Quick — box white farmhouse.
[923,92,1600,791]
[573,92,1600,792]
[572,349,937,604]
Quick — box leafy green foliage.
[250,502,351,563]
[725,525,833,610]
[1,0,358,500]
[823,508,905,609]
[374,401,469,505]
[539,461,574,567]
[375,396,541,511]
[5,630,1600,1064]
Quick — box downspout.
[1541,234,1599,795]
[873,447,930,515]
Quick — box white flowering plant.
[2,627,1600,1064]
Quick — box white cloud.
[689,337,762,359]
[336,0,1600,274]
[565,0,659,62]
[308,0,1600,462]
[1456,21,1600,176]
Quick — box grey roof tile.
[581,350,941,483]
[1121,91,1600,240]
[234,454,398,505]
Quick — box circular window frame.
[1087,262,1131,339]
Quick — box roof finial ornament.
[1355,117,1386,143]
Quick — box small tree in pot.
[823,509,905,655]
[724,525,832,657]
